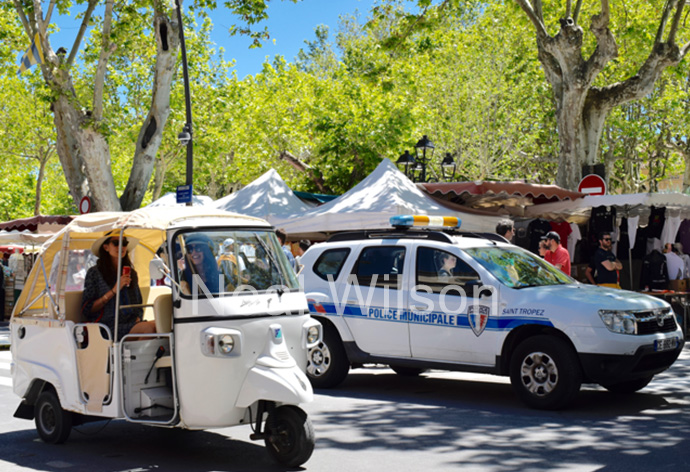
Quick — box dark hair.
[598,232,611,241]
[496,219,514,237]
[298,240,311,252]
[275,228,287,244]
[96,245,138,294]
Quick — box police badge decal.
[468,305,490,336]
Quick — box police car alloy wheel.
[510,335,582,410]
[306,324,349,388]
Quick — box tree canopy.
[1,0,689,221]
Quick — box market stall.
[276,159,503,240]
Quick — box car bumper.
[579,339,685,384]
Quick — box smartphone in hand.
[123,266,131,276]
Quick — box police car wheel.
[265,405,315,467]
[603,375,654,394]
[306,324,349,388]
[34,390,72,444]
[510,336,582,410]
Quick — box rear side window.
[314,248,351,281]
[416,247,480,294]
[351,246,406,289]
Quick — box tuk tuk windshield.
[175,229,299,296]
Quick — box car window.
[351,246,405,289]
[464,246,573,288]
[313,248,351,281]
[416,247,480,295]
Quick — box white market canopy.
[525,192,690,223]
[276,159,503,238]
[146,192,213,207]
[213,169,312,225]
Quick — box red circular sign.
[578,174,607,196]
[79,196,91,214]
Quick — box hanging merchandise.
[527,218,552,253]
[549,221,573,251]
[618,218,629,260]
[567,223,582,263]
[676,219,690,254]
[640,249,668,291]
[647,206,666,239]
[660,213,681,245]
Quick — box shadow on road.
[311,353,690,471]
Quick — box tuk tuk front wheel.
[265,405,315,467]
[35,390,72,444]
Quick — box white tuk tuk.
[9,208,321,467]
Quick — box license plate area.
[654,337,679,352]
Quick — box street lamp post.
[396,135,457,183]
[175,0,193,206]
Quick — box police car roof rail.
[326,229,506,244]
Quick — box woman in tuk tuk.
[82,231,156,340]
[180,233,222,294]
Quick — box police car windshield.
[464,246,573,288]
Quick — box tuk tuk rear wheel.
[265,405,315,467]
[35,390,72,444]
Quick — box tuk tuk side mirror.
[150,256,169,280]
[151,256,181,292]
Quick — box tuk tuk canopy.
[13,207,269,321]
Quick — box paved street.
[0,337,689,471]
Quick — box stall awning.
[420,181,584,216]
[0,215,74,233]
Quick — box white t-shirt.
[665,252,684,280]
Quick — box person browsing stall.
[496,219,515,242]
[82,231,156,340]
[543,231,571,276]
[586,232,622,288]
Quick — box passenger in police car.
[437,253,457,280]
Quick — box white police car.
[301,215,684,409]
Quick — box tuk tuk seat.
[153,292,173,333]
[64,290,85,323]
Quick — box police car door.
[341,242,411,357]
[408,246,497,365]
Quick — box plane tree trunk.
[15,0,180,211]
[515,0,690,190]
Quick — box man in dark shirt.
[586,232,622,288]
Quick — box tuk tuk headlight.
[218,334,235,354]
[599,310,637,335]
[307,326,320,344]
[201,327,242,357]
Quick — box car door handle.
[347,300,358,305]
[411,305,427,310]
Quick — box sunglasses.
[187,243,208,253]
[602,238,612,242]
[108,238,129,247]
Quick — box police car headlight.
[599,310,637,335]
[201,327,242,357]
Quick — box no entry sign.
[578,174,606,196]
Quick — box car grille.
[635,310,678,335]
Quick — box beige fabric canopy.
[13,207,269,320]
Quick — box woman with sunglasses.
[82,231,156,340]
[180,233,221,294]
